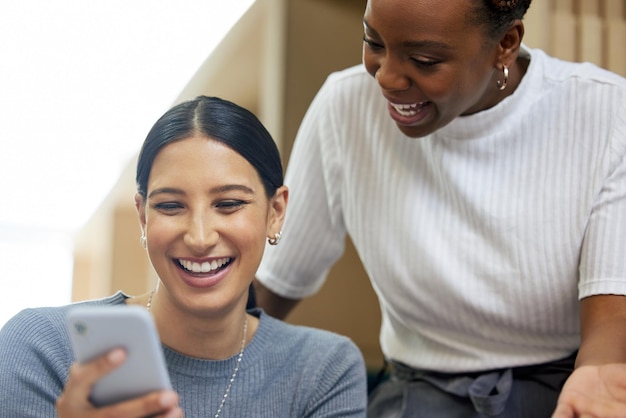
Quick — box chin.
[396,124,435,138]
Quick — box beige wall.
[71,0,383,368]
[524,0,626,77]
[71,0,625,371]
[268,0,385,368]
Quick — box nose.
[184,212,219,253]
[374,55,411,92]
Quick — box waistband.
[387,352,576,416]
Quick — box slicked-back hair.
[136,96,284,200]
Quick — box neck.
[465,53,530,116]
[501,54,530,99]
[138,290,255,359]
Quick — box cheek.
[362,49,378,78]
[414,74,460,109]
[145,216,179,249]
[423,70,484,111]
[232,220,266,248]
[232,222,267,278]
[222,210,268,246]
[144,227,172,275]
[450,72,494,113]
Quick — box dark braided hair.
[470,0,532,39]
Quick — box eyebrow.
[148,187,183,198]
[210,184,255,195]
[363,18,454,51]
[148,184,255,199]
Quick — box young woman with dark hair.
[0,96,368,418]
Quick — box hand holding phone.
[66,305,172,407]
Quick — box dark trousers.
[367,353,576,418]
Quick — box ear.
[134,193,147,234]
[267,185,289,237]
[497,20,524,70]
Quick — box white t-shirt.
[257,46,626,372]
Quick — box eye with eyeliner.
[152,201,184,214]
[363,35,383,50]
[411,56,440,68]
[215,200,249,212]
[364,34,442,69]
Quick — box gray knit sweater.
[0,292,367,417]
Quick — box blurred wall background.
[71,0,626,373]
[0,0,256,328]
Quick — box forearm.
[252,279,301,320]
[576,294,626,367]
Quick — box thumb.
[551,402,573,418]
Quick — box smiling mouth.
[176,257,232,274]
[389,101,429,117]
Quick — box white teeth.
[179,257,230,273]
[390,102,425,117]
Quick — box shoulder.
[325,64,372,85]
[0,293,129,414]
[258,312,368,414]
[526,45,626,90]
[308,64,386,127]
[317,64,380,104]
[517,46,626,138]
[0,304,73,383]
[0,305,73,415]
[244,310,367,416]
[0,292,129,354]
[255,310,364,364]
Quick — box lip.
[174,257,233,288]
[385,99,432,126]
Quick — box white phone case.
[66,305,172,406]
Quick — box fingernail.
[159,391,177,407]
[107,348,125,364]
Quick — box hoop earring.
[268,231,282,246]
[140,233,147,249]
[497,65,509,91]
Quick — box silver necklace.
[146,290,248,418]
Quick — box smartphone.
[66,305,172,407]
